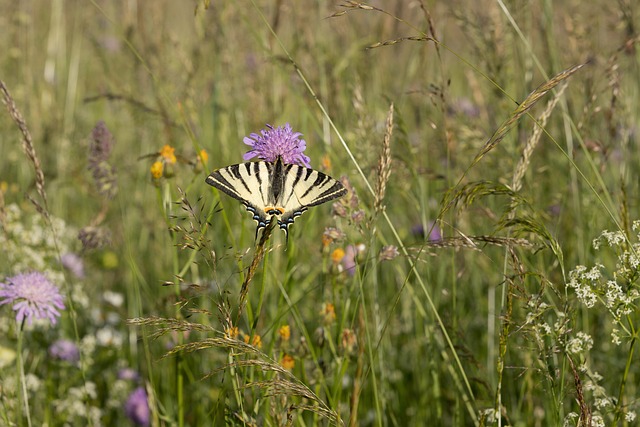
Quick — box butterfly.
[206,156,347,239]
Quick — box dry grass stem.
[415,235,537,251]
[0,80,48,215]
[174,336,343,426]
[473,63,586,166]
[374,103,394,214]
[512,81,569,193]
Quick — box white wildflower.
[25,373,42,392]
[539,322,552,335]
[591,413,605,427]
[605,280,622,308]
[594,398,611,409]
[103,291,124,307]
[96,326,123,347]
[563,412,579,427]
[611,328,622,345]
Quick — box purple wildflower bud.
[61,253,85,279]
[323,227,346,244]
[88,121,118,199]
[78,226,112,250]
[379,245,399,261]
[242,123,311,167]
[0,272,65,325]
[49,339,80,363]
[124,387,150,426]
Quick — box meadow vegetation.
[0,1,639,426]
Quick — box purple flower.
[124,387,150,426]
[412,221,442,242]
[49,339,80,363]
[61,253,85,279]
[118,368,140,381]
[342,244,365,276]
[0,272,65,325]
[243,123,311,167]
[88,121,118,199]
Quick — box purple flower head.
[411,221,442,242]
[61,253,85,279]
[0,272,65,325]
[243,123,311,167]
[118,368,140,381]
[89,120,115,163]
[125,387,150,426]
[342,244,365,276]
[88,121,118,199]
[49,339,80,363]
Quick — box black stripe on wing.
[205,165,246,202]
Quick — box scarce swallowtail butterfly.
[206,156,347,239]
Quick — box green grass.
[1,1,639,426]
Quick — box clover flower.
[124,387,150,426]
[49,339,80,363]
[0,272,65,325]
[243,123,311,167]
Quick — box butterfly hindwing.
[206,157,347,238]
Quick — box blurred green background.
[1,1,639,426]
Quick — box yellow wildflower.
[243,333,262,349]
[281,354,295,370]
[150,161,164,179]
[278,325,291,341]
[321,154,332,171]
[199,149,209,165]
[160,144,177,164]
[331,248,345,264]
[320,302,336,325]
[225,327,239,339]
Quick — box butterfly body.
[206,156,346,238]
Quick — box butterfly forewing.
[206,162,274,229]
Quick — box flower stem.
[17,319,32,427]
[237,219,275,319]
[613,329,636,423]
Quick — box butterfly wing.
[276,163,347,235]
[206,158,347,239]
[205,162,274,232]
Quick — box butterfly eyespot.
[265,207,285,216]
